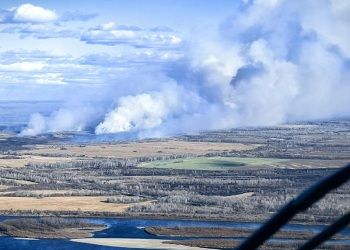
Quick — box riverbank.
[0,215,349,250]
[72,238,209,249]
[167,239,349,250]
[0,217,106,239]
[145,226,350,250]
[0,207,345,226]
[145,226,332,239]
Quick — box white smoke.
[20,0,350,137]
[225,0,350,125]
[20,106,100,136]
[20,113,46,136]
[95,90,180,134]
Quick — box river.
[0,216,349,250]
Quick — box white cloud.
[0,22,80,39]
[81,22,182,48]
[33,73,66,85]
[14,4,57,23]
[10,4,57,23]
[0,61,45,71]
[100,22,117,30]
[0,49,184,87]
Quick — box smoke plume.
[20,0,350,138]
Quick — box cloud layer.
[81,22,182,48]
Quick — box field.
[140,157,348,170]
[0,155,78,168]
[140,157,288,170]
[0,139,256,168]
[0,196,134,213]
[20,140,257,159]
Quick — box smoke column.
[20,0,350,138]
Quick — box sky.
[0,0,238,100]
[0,0,349,137]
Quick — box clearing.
[139,157,288,170]
[0,196,148,213]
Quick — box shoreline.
[0,212,344,229]
[0,217,107,239]
[144,226,350,240]
[71,238,211,250]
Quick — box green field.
[139,157,288,171]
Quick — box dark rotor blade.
[297,212,350,250]
[236,163,350,250]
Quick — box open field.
[0,139,257,168]
[140,157,349,170]
[0,155,79,168]
[140,157,288,170]
[21,140,257,160]
[0,196,134,213]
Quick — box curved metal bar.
[297,212,350,250]
[236,163,350,250]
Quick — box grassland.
[140,157,288,170]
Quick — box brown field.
[0,196,147,213]
[0,189,86,196]
[23,140,258,158]
[0,140,258,169]
[0,155,80,168]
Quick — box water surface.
[0,216,349,250]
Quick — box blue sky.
[0,1,239,54]
[0,0,240,100]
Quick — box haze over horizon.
[0,0,349,138]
